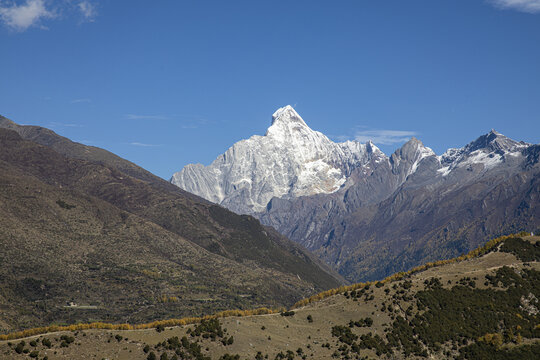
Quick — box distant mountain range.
[0,115,341,332]
[172,106,540,282]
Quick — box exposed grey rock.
[172,107,540,282]
[171,105,385,214]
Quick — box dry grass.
[2,237,537,359]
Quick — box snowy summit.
[170,105,383,214]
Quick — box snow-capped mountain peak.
[270,105,307,126]
[171,106,376,214]
[265,105,320,143]
[171,107,535,219]
[437,130,530,176]
[383,137,436,180]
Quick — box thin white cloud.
[0,0,54,31]
[124,114,171,120]
[489,0,540,13]
[78,1,96,21]
[71,98,91,103]
[354,129,418,145]
[129,142,161,147]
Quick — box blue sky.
[1,0,539,179]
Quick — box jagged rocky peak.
[171,106,378,214]
[390,137,435,171]
[435,130,533,178]
[270,105,307,126]
[441,130,529,166]
[400,137,435,160]
[266,105,313,141]
[265,105,334,153]
[467,129,528,154]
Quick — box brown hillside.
[1,235,538,359]
[0,126,341,333]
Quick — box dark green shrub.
[56,199,76,209]
[500,237,540,262]
[280,310,295,317]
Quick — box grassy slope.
[1,236,538,359]
[0,127,341,333]
[0,117,342,288]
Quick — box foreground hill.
[2,234,538,359]
[0,119,341,333]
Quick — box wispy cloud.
[0,0,54,31]
[77,1,96,21]
[0,0,99,31]
[129,142,162,147]
[71,98,91,103]
[489,0,540,13]
[124,114,171,120]
[353,129,418,145]
[179,116,210,129]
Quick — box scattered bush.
[56,199,76,209]
[280,311,295,317]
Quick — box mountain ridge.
[0,118,342,333]
[171,105,386,214]
[172,106,540,282]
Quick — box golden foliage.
[478,333,503,347]
[159,295,179,303]
[0,307,279,341]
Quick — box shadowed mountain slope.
[0,122,341,333]
[261,134,540,282]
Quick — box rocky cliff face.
[172,107,540,282]
[171,106,386,214]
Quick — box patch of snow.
[460,150,502,169]
[437,166,451,177]
[407,143,436,177]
